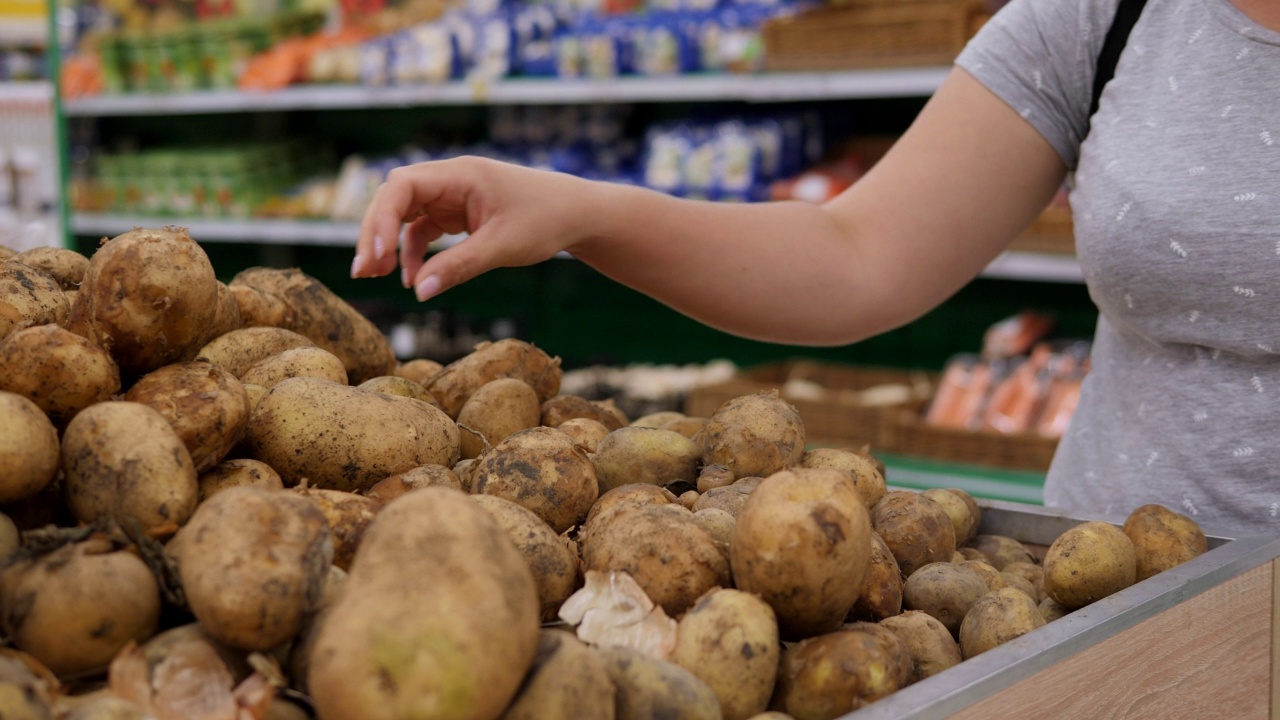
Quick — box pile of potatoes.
[0,229,1211,720]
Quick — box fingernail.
[374,235,387,258]
[415,275,441,302]
[401,267,411,288]
[350,255,364,278]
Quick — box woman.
[351,0,1280,534]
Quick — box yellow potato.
[902,562,990,637]
[427,339,562,418]
[0,392,59,503]
[958,587,1046,659]
[198,458,284,502]
[557,417,610,453]
[294,487,382,572]
[456,378,542,460]
[847,531,903,622]
[366,464,462,501]
[357,375,441,408]
[472,494,580,622]
[670,588,779,720]
[593,427,702,492]
[922,488,978,546]
[773,626,911,717]
[1122,504,1208,581]
[0,324,120,426]
[498,630,615,720]
[395,358,443,386]
[703,392,804,480]
[195,326,315,378]
[800,447,887,509]
[540,394,626,431]
[473,427,597,534]
[12,247,89,291]
[871,491,957,578]
[123,361,250,472]
[879,610,962,683]
[0,260,69,343]
[1043,521,1137,610]
[240,346,349,389]
[599,646,721,720]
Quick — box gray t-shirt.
[956,0,1280,535]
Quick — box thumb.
[408,228,501,302]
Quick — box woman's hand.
[350,156,596,301]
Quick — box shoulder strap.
[1090,0,1149,117]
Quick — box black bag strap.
[1090,0,1149,117]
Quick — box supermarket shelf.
[62,67,951,117]
[72,214,1082,282]
[0,81,53,103]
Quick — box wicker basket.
[882,408,1060,471]
[683,360,933,449]
[762,0,990,72]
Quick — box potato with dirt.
[0,392,60,504]
[358,375,440,407]
[294,487,382,572]
[731,468,871,639]
[1122,504,1208,581]
[123,361,250,473]
[871,491,957,578]
[195,326,314,378]
[170,486,333,651]
[540,394,625,431]
[473,427,597,534]
[670,588,779,720]
[799,448,886,509]
[902,562,990,637]
[456,378,542,459]
[879,610,963,684]
[1,538,160,676]
[583,503,730,617]
[593,427,702,492]
[1043,521,1137,609]
[557,417,610,452]
[693,507,735,546]
[0,324,120,426]
[228,267,395,384]
[847,531,903,622]
[12,247,89,291]
[426,338,562,418]
[395,358,443,386]
[600,646,722,720]
[198,458,284,502]
[702,392,805,480]
[63,401,198,533]
[692,477,760,518]
[958,560,1007,593]
[0,260,69,342]
[240,346,349,389]
[922,488,979,546]
[247,377,460,492]
[773,626,912,719]
[66,227,218,377]
[583,483,679,533]
[207,281,243,340]
[968,534,1037,570]
[499,630,615,720]
[958,587,1046,659]
[366,464,462,500]
[308,487,540,720]
[473,494,580,622]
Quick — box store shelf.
[62,67,951,117]
[72,213,1083,283]
[0,80,53,103]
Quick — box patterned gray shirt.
[957,0,1280,534]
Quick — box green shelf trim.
[879,452,1046,505]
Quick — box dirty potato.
[692,479,758,518]
[294,487,382,572]
[395,358,443,386]
[198,458,284,502]
[0,260,69,342]
[540,395,625,431]
[1122,504,1208,581]
[968,535,1037,570]
[357,375,441,408]
[922,488,979,547]
[702,392,805,480]
[696,465,735,494]
[473,427,598,534]
[0,324,120,426]
[593,427,702,492]
[670,588,779,720]
[12,247,89,291]
[1043,521,1137,610]
[958,560,1007,593]
[0,392,60,503]
[847,531,903,622]
[958,587,1046,659]
[879,610,962,683]
[773,626,912,718]
[195,326,315,378]
[472,494,580,622]
[366,464,461,501]
[456,378,542,460]
[902,562,989,637]
[800,447,887,509]
[123,361,250,473]
[240,346,349,389]
[871,491,957,578]
[600,647,721,720]
[499,630,615,720]
[557,418,610,453]
[427,339,562,418]
[693,508,735,547]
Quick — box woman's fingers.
[409,226,505,302]
[400,215,446,288]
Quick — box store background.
[6,0,1097,499]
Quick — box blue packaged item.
[683,126,717,197]
[554,32,584,78]
[358,38,392,87]
[471,14,517,80]
[389,31,418,85]
[749,118,784,181]
[635,13,698,76]
[713,120,760,194]
[643,124,690,195]
[518,40,558,76]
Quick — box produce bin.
[843,499,1280,720]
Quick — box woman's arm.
[352,67,1067,346]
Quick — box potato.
[1043,521,1137,610]
[0,392,59,504]
[594,427,702,492]
[731,468,871,639]
[1038,596,1068,623]
[286,565,349,695]
[702,392,805,480]
[63,401,198,533]
[358,375,441,408]
[799,448,886,509]
[947,488,982,543]
[0,324,120,426]
[902,562,989,637]
[229,267,395,384]
[309,487,540,720]
[957,547,987,562]
[847,531,903,622]
[247,377,460,492]
[198,458,284,502]
[1000,570,1038,601]
[693,507,735,546]
[871,491,957,578]
[958,560,1007,593]
[195,326,314,378]
[593,398,630,428]
[0,513,18,560]
[453,458,479,492]
[671,588,779,720]
[171,486,333,651]
[1001,561,1045,601]
[474,427,598,534]
[228,283,295,328]
[295,487,382,572]
[456,378,542,459]
[631,411,686,428]
[1,538,159,676]
[366,464,462,501]
[499,630,615,720]
[241,346,349,389]
[696,464,735,494]
[427,338,562,418]
[1122,504,1208,581]
[583,503,729,616]
[599,646,722,720]
[395,358,444,386]
[0,244,13,260]
[968,534,1037,570]
[661,416,709,441]
[62,696,147,719]
[0,261,69,342]
[0,650,56,719]
[207,281,243,341]
[12,247,89,291]
[773,626,911,718]
[540,394,625,431]
[958,587,1046,659]
[140,623,252,682]
[472,495,580,622]
[66,227,218,377]
[583,483,678,533]
[123,361,251,473]
[692,480,757,518]
[922,488,978,547]
[879,610,962,683]
[557,417,610,453]
[243,383,267,414]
